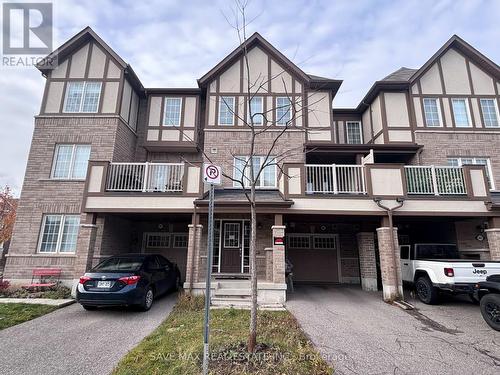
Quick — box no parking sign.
[203,163,222,185]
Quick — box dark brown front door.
[220,221,242,273]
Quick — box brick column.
[376,226,403,301]
[74,213,98,277]
[264,247,274,282]
[185,223,203,290]
[357,232,377,291]
[271,225,286,284]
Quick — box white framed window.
[248,96,264,126]
[447,157,495,190]
[287,234,310,249]
[480,99,499,128]
[38,214,80,253]
[145,233,170,248]
[224,223,241,248]
[276,97,292,125]
[218,96,235,125]
[423,98,442,127]
[451,98,472,127]
[163,97,182,126]
[346,121,363,144]
[233,156,277,188]
[313,235,338,250]
[173,234,188,248]
[51,144,91,180]
[63,81,102,113]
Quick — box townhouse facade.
[3,27,500,304]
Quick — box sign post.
[202,163,221,375]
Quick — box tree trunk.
[248,187,258,352]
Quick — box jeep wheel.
[415,276,439,304]
[480,294,500,331]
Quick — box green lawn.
[113,295,332,375]
[0,303,57,330]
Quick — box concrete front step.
[210,297,285,311]
[215,281,251,289]
[214,288,252,297]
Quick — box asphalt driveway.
[286,285,500,375]
[0,293,177,375]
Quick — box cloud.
[0,0,498,195]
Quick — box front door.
[220,221,242,273]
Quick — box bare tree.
[0,186,17,249]
[182,0,329,354]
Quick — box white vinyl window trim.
[163,97,182,126]
[248,96,264,126]
[346,121,363,144]
[63,81,102,113]
[448,157,495,190]
[480,98,500,128]
[218,96,235,126]
[451,98,472,128]
[50,144,91,180]
[423,98,443,127]
[233,156,277,188]
[38,214,80,254]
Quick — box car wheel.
[480,294,500,331]
[82,305,97,311]
[415,276,439,304]
[140,287,154,311]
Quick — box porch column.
[486,217,500,261]
[186,222,203,290]
[271,224,286,284]
[357,232,377,291]
[74,213,98,277]
[376,222,403,301]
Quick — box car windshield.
[92,257,144,272]
[416,244,459,260]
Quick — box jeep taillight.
[444,268,454,277]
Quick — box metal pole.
[202,183,215,375]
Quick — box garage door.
[143,232,188,280]
[286,234,339,283]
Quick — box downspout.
[188,204,198,293]
[374,198,405,301]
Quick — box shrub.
[0,279,10,293]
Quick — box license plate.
[97,281,112,288]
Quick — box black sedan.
[77,253,181,311]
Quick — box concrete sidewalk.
[0,293,177,375]
[0,298,75,307]
[287,285,500,375]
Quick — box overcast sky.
[0,0,499,195]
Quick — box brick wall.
[414,132,500,188]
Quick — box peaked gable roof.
[409,34,500,83]
[37,26,144,92]
[197,32,342,93]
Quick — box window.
[233,156,277,188]
[38,214,80,253]
[63,81,102,113]
[287,235,310,249]
[248,96,264,125]
[451,98,471,127]
[145,233,170,248]
[218,96,235,125]
[423,98,442,127]
[480,99,499,128]
[313,235,337,249]
[51,144,91,179]
[224,223,240,248]
[163,98,182,126]
[346,121,363,144]
[173,234,188,248]
[447,157,495,190]
[276,97,291,125]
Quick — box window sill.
[38,178,86,182]
[6,253,77,258]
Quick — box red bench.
[23,268,62,289]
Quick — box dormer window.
[163,97,182,126]
[63,81,102,113]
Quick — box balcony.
[305,165,366,194]
[405,166,466,195]
[106,162,184,192]
[83,161,202,213]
